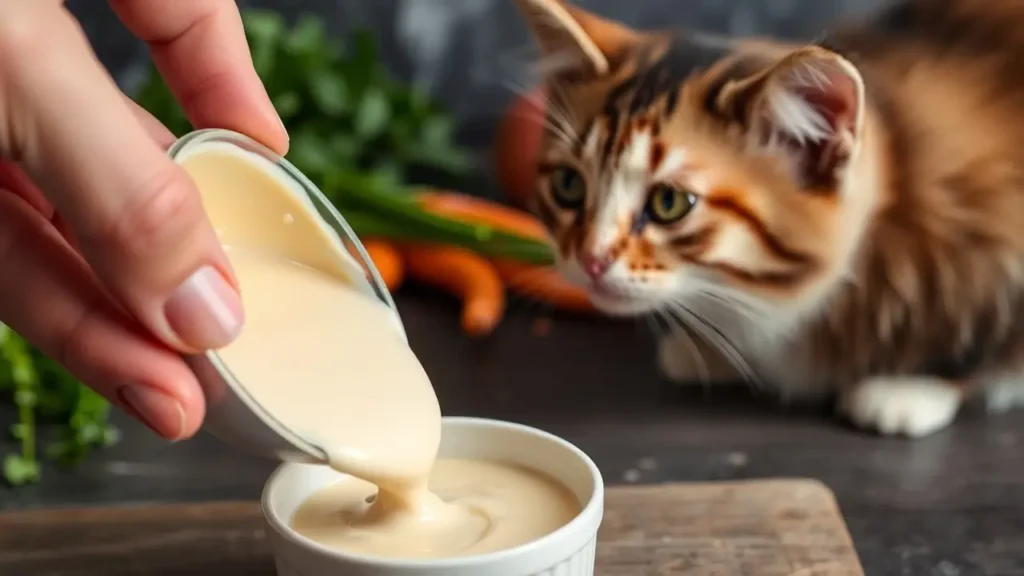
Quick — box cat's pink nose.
[580,253,612,280]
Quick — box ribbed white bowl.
[262,417,604,576]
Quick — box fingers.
[0,2,244,353]
[0,161,52,218]
[110,0,289,154]
[2,100,176,252]
[0,99,173,224]
[0,191,205,440]
[125,96,177,149]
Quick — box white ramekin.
[262,417,604,576]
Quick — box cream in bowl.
[265,418,604,576]
[291,458,580,559]
[170,128,604,575]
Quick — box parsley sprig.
[1,324,120,486]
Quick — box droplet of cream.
[283,213,295,225]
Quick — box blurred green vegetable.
[1,324,120,486]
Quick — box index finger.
[110,0,289,154]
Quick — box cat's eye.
[548,166,586,209]
[646,184,697,225]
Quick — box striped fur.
[516,0,1024,437]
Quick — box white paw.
[839,377,961,438]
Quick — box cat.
[512,0,1024,438]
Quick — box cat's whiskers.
[695,289,764,321]
[652,308,713,392]
[691,287,772,342]
[641,308,664,337]
[496,72,579,148]
[546,79,582,131]
[496,49,587,149]
[502,99,577,149]
[665,300,762,391]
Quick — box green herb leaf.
[308,72,349,116]
[354,87,391,139]
[328,133,360,163]
[420,116,454,147]
[273,91,302,119]
[1,322,118,486]
[9,423,28,440]
[243,11,285,76]
[4,454,40,486]
[284,15,327,57]
[346,28,379,93]
[13,388,37,408]
[243,10,287,44]
[289,132,335,175]
[370,160,404,191]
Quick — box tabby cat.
[513,0,1024,437]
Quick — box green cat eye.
[549,166,586,209]
[646,184,697,225]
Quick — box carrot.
[361,240,406,292]
[400,244,506,336]
[492,259,596,314]
[417,190,596,314]
[417,189,549,241]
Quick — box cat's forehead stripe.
[623,129,652,173]
[582,119,602,160]
[654,148,688,180]
[585,35,767,171]
[605,35,733,117]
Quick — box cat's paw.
[838,376,962,438]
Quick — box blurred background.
[1,2,1022,575]
[73,0,884,178]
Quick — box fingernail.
[165,265,244,350]
[118,386,186,441]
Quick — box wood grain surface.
[0,478,863,576]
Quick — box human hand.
[0,1,288,441]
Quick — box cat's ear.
[717,46,865,190]
[515,0,640,79]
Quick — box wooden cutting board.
[0,479,863,575]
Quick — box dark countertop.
[5,1,1023,575]
[4,287,1024,576]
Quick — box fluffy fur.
[514,0,1024,437]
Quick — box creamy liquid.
[292,459,581,559]
[180,144,439,492]
[179,140,579,559]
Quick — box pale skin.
[0,1,289,441]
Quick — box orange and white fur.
[515,0,1024,437]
